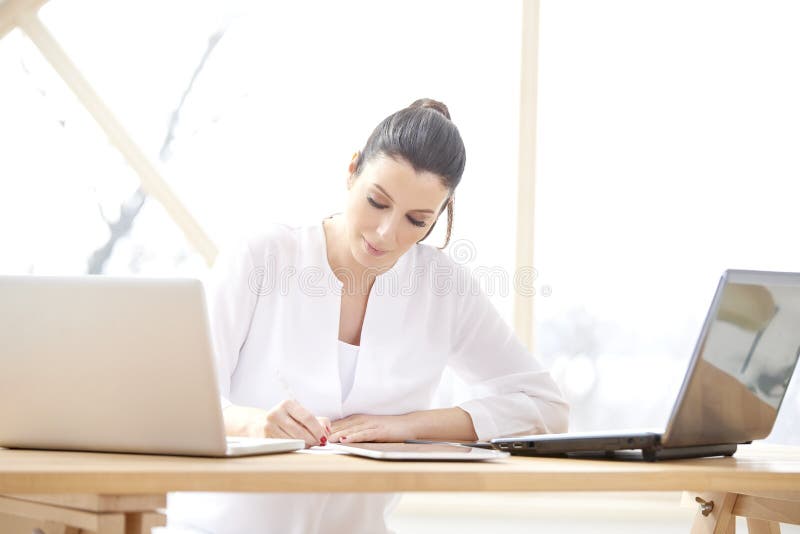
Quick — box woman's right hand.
[223,400,331,448]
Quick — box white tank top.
[337,340,359,402]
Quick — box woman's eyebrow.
[373,184,435,214]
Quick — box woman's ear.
[348,151,359,174]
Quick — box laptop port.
[513,442,524,449]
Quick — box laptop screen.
[664,270,800,447]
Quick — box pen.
[275,369,329,446]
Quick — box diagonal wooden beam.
[734,494,800,525]
[16,11,218,265]
[0,0,49,40]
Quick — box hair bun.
[409,98,451,120]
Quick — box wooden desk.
[0,443,798,534]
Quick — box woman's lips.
[363,236,387,257]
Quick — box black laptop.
[492,269,800,461]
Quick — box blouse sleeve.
[448,267,569,441]
[204,236,261,409]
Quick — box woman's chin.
[351,244,389,270]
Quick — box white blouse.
[165,220,569,534]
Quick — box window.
[534,0,800,444]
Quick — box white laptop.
[0,275,304,457]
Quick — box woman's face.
[343,154,450,271]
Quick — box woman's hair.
[353,98,466,249]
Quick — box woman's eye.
[367,196,387,209]
[407,216,426,228]
[368,196,426,227]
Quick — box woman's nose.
[376,215,399,246]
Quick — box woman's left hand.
[329,413,415,443]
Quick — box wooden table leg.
[746,518,781,534]
[0,494,165,534]
[124,511,167,534]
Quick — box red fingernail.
[320,436,327,446]
[341,436,347,441]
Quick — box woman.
[166,99,568,534]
